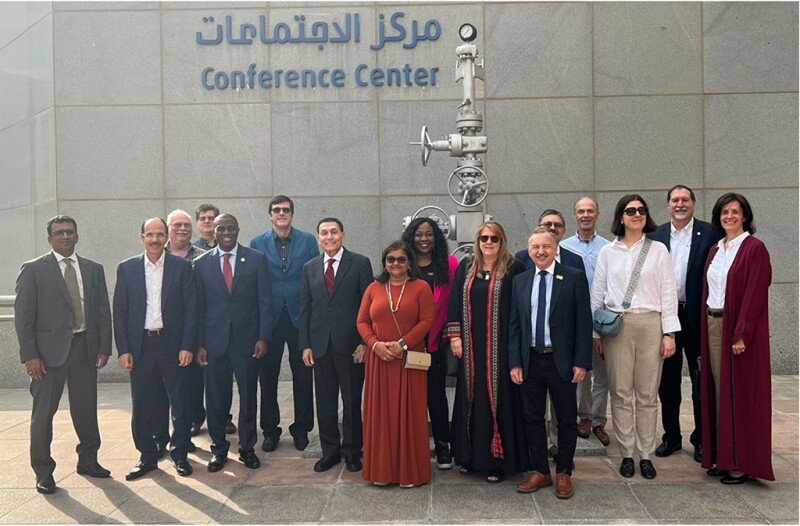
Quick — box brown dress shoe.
[555,472,574,499]
[593,425,610,446]
[577,419,592,439]
[516,471,553,493]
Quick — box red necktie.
[325,258,335,294]
[223,253,233,293]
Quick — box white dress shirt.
[144,251,165,330]
[530,261,556,348]
[324,247,344,276]
[52,250,85,332]
[591,236,681,335]
[218,245,239,275]
[706,232,750,309]
[670,218,694,302]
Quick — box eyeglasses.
[198,216,215,222]
[271,207,292,215]
[479,235,500,243]
[169,223,192,229]
[539,221,565,229]
[385,256,408,264]
[624,207,648,217]
[50,229,76,237]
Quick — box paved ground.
[0,377,796,524]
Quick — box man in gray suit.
[298,218,373,473]
[15,216,113,494]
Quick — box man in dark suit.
[515,209,586,274]
[648,185,720,463]
[298,218,373,473]
[195,214,273,472]
[509,227,593,499]
[15,216,113,494]
[249,196,319,453]
[113,217,197,480]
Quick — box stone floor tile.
[0,488,37,516]
[107,485,233,523]
[773,400,798,413]
[626,454,709,484]
[242,458,339,486]
[216,485,330,523]
[548,520,655,525]
[0,488,131,524]
[57,458,165,489]
[572,457,626,482]
[0,438,27,461]
[431,483,539,523]
[630,483,764,522]
[654,520,769,524]
[770,453,800,482]
[733,481,799,522]
[534,483,648,521]
[772,432,799,453]
[323,483,429,523]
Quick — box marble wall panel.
[769,283,799,374]
[164,104,271,199]
[56,106,163,200]
[594,2,701,95]
[53,11,161,105]
[0,119,33,210]
[33,200,57,256]
[0,206,34,293]
[0,1,52,49]
[705,93,799,189]
[31,108,56,204]
[53,2,160,10]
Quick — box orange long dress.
[357,279,436,486]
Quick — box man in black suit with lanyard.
[648,185,720,462]
[299,218,373,473]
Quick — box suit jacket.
[249,228,319,329]
[508,262,593,382]
[298,248,373,358]
[194,244,273,356]
[15,252,112,368]
[648,219,720,335]
[113,252,197,360]
[515,246,586,274]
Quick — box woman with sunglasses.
[401,218,459,470]
[357,241,436,487]
[700,193,773,484]
[446,221,531,483]
[591,195,679,480]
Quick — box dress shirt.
[561,231,610,286]
[591,236,681,335]
[324,247,344,276]
[274,230,293,272]
[144,251,165,330]
[52,250,86,332]
[706,232,750,309]
[530,261,556,348]
[669,218,694,302]
[218,245,238,275]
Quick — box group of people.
[15,188,774,498]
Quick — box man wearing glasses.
[250,196,320,453]
[194,204,219,251]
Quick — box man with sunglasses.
[250,196,320,453]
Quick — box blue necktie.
[535,270,547,353]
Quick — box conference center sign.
[197,12,443,91]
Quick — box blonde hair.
[469,221,515,279]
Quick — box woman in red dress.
[357,241,436,487]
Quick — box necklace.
[386,278,408,313]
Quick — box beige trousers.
[604,311,664,459]
[706,314,724,426]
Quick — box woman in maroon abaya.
[701,192,774,483]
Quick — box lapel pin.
[555,275,564,280]
[240,258,245,263]
[696,232,701,236]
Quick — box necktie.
[325,258,335,294]
[535,270,547,353]
[64,258,84,330]
[223,253,233,293]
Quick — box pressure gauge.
[459,23,477,43]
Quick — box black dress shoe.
[654,439,682,457]
[188,441,197,453]
[693,445,702,463]
[293,434,310,451]
[639,459,657,479]
[207,454,228,473]
[619,457,635,478]
[706,467,729,477]
[77,462,111,478]
[36,474,56,494]
[174,460,193,477]
[155,442,168,460]
[190,424,202,437]
[125,461,158,481]
[225,418,237,435]
[345,456,362,472]
[314,455,341,473]
[239,451,261,469]
[721,473,750,485]
[262,434,279,452]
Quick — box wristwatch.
[398,338,409,351]
[663,332,675,339]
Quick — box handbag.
[387,286,431,372]
[592,238,653,337]
[440,338,459,377]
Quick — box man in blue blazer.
[515,209,586,274]
[249,196,319,452]
[195,214,273,472]
[647,185,720,462]
[509,227,593,499]
[113,218,197,480]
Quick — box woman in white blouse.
[591,194,679,480]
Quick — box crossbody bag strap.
[621,237,653,310]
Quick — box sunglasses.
[539,221,565,229]
[624,206,648,216]
[479,235,500,243]
[271,207,292,214]
[385,256,408,264]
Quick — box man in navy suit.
[113,217,197,480]
[509,227,593,499]
[298,218,373,473]
[195,214,273,472]
[648,185,720,463]
[249,196,319,453]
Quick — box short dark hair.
[376,241,420,283]
[47,216,77,237]
[538,209,565,224]
[214,213,239,228]
[317,217,344,233]
[195,204,219,221]
[667,185,696,202]
[711,192,756,236]
[269,195,294,213]
[401,217,451,286]
[140,217,168,234]
[610,194,658,236]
